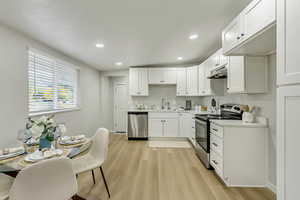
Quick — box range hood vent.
[207,64,227,79]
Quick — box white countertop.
[128,109,212,115]
[211,120,268,128]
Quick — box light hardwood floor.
[77,134,276,200]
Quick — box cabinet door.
[187,66,198,96]
[198,64,206,95]
[222,15,243,53]
[148,68,164,84]
[277,85,300,200]
[164,69,177,84]
[277,0,300,85]
[149,119,163,137]
[164,118,179,137]
[204,63,213,95]
[129,68,139,95]
[176,68,187,96]
[242,0,275,40]
[138,68,149,96]
[227,56,245,93]
[179,113,192,138]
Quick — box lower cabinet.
[210,122,267,187]
[148,113,179,137]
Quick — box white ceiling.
[0,0,252,71]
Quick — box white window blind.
[28,50,78,114]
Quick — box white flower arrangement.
[26,115,57,141]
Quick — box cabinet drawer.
[210,150,223,178]
[210,133,223,156]
[210,124,223,138]
[149,112,178,119]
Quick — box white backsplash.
[129,85,202,110]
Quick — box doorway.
[113,82,128,133]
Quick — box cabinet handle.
[212,160,218,165]
[160,80,165,83]
[212,142,218,147]
[241,33,245,37]
[212,128,218,132]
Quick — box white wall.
[0,24,102,148]
[200,54,277,186]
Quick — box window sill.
[29,107,81,117]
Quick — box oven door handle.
[195,118,207,125]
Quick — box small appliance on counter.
[194,103,243,169]
[185,100,192,110]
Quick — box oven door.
[195,118,209,153]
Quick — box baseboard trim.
[266,182,277,194]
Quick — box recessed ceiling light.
[177,57,183,60]
[189,34,199,40]
[95,43,104,48]
[115,62,123,66]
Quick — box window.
[28,49,79,114]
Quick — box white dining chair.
[72,128,110,198]
[0,173,14,200]
[9,157,85,200]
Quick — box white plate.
[24,149,64,163]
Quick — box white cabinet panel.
[277,0,300,85]
[148,68,164,84]
[164,118,179,137]
[148,68,177,85]
[186,66,198,96]
[222,15,243,53]
[129,68,148,96]
[179,113,192,138]
[149,118,164,137]
[198,64,206,95]
[164,69,177,84]
[227,56,245,93]
[243,0,275,40]
[277,85,300,200]
[176,68,187,96]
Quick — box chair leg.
[91,169,96,184]
[100,166,111,198]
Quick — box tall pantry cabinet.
[277,0,300,199]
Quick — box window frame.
[28,48,81,117]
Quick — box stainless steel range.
[194,104,243,168]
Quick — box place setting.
[0,115,91,170]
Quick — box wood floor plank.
[76,134,276,200]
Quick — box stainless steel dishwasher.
[127,112,148,140]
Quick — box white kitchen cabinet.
[210,121,267,187]
[227,56,268,94]
[211,48,229,68]
[222,15,244,54]
[277,85,300,200]
[148,68,177,85]
[277,0,300,85]
[222,0,276,56]
[148,118,164,137]
[277,1,300,198]
[186,66,198,96]
[164,118,179,137]
[242,0,275,41]
[176,68,187,96]
[178,113,192,138]
[129,68,148,96]
[148,112,179,137]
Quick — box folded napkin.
[61,135,86,142]
[0,146,24,156]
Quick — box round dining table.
[0,139,92,178]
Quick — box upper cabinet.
[186,66,199,96]
[129,68,149,96]
[277,0,300,86]
[222,0,276,56]
[227,56,268,94]
[148,68,177,85]
[176,68,187,96]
